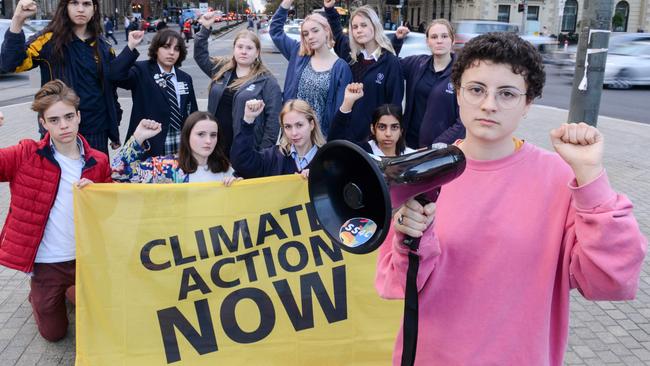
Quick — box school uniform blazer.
[109,47,198,157]
[324,7,404,144]
[270,7,352,136]
[194,26,281,149]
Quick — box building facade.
[365,0,649,34]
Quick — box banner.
[74,175,402,365]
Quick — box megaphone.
[308,140,466,254]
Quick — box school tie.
[162,72,182,131]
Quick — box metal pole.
[521,0,527,35]
[567,0,614,126]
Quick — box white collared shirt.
[360,47,382,61]
[290,145,318,171]
[158,64,181,108]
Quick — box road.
[0,24,648,125]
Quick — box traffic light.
[518,3,525,12]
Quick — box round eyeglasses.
[460,84,527,110]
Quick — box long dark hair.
[43,0,104,64]
[178,111,230,174]
[370,104,406,156]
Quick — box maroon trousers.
[29,261,75,342]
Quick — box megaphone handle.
[401,193,436,251]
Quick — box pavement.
[0,29,649,366]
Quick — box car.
[384,31,430,58]
[453,20,556,52]
[0,19,37,46]
[558,39,650,89]
[27,19,50,33]
[145,19,162,32]
[602,41,650,89]
[260,23,301,53]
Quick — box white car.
[260,24,301,53]
[603,41,650,89]
[385,31,430,58]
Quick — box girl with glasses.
[376,32,646,365]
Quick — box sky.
[250,0,266,13]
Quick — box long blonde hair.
[349,6,395,63]
[211,30,270,90]
[278,100,326,155]
[299,13,335,56]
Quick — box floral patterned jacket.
[111,136,191,183]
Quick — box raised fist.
[243,99,265,123]
[133,119,162,145]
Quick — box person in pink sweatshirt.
[375,32,647,366]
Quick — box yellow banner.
[74,175,401,365]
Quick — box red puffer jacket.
[0,134,111,273]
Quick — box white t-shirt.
[368,140,416,157]
[188,165,235,183]
[34,146,84,263]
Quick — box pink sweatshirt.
[375,142,647,366]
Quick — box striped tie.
[162,73,182,131]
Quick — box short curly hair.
[451,32,545,103]
[148,28,187,68]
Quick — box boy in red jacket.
[0,80,112,342]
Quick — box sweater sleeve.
[324,6,351,63]
[327,110,352,141]
[260,77,282,148]
[387,56,405,110]
[567,171,647,301]
[193,26,216,77]
[375,222,442,299]
[230,121,271,179]
[0,30,46,73]
[108,46,139,90]
[111,136,156,183]
[270,7,300,61]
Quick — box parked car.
[384,31,430,58]
[145,19,163,32]
[26,19,50,33]
[260,24,301,53]
[453,20,557,52]
[0,19,37,45]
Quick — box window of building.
[527,6,539,21]
[561,0,578,32]
[614,1,630,32]
[498,5,511,23]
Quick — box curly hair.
[451,32,545,103]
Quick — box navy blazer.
[109,47,198,156]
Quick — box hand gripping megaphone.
[308,140,466,254]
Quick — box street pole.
[567,0,614,126]
[521,0,527,35]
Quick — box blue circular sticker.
[338,218,377,247]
